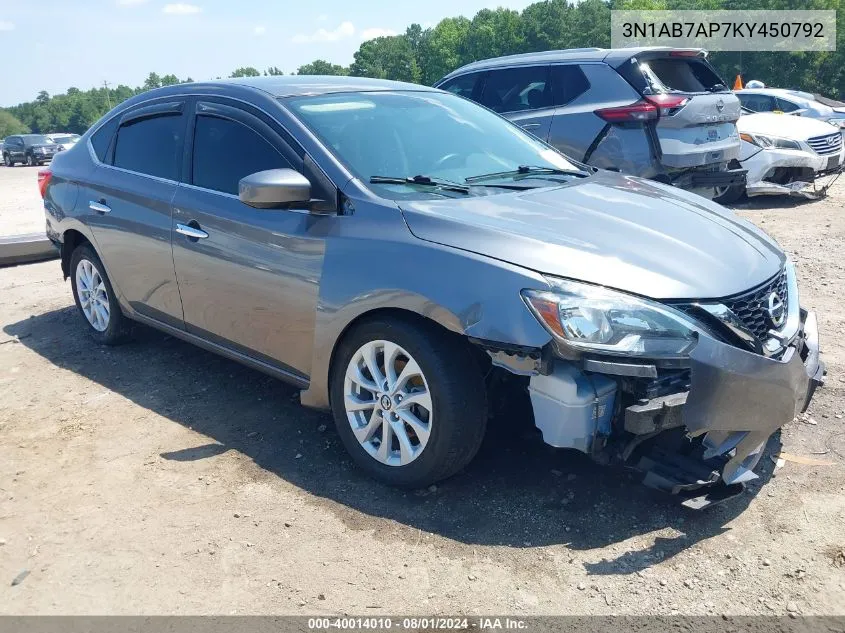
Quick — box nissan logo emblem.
[829,135,838,147]
[766,292,786,328]
[716,98,724,112]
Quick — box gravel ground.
[0,165,843,615]
[0,165,46,236]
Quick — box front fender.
[300,216,553,409]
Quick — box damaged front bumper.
[528,308,825,509]
[741,146,843,198]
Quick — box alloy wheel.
[343,339,433,467]
[75,258,110,332]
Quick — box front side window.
[776,98,801,113]
[191,115,292,196]
[479,66,551,113]
[113,113,184,180]
[286,91,579,199]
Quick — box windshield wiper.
[370,174,470,194]
[465,164,588,184]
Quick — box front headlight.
[739,132,801,150]
[826,118,845,129]
[522,278,702,358]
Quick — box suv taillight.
[644,94,689,116]
[595,100,657,122]
[37,168,52,199]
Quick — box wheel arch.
[60,228,92,279]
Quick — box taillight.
[644,94,689,116]
[37,168,52,199]
[595,100,657,122]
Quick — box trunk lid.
[616,51,741,168]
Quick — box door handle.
[89,200,111,214]
[175,223,209,240]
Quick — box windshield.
[23,135,51,145]
[286,91,580,198]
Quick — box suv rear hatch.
[613,50,741,169]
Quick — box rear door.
[9,137,25,161]
[83,100,187,328]
[170,99,328,379]
[477,65,555,140]
[618,53,741,169]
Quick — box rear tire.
[330,316,487,488]
[70,244,131,345]
[713,184,745,205]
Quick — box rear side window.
[113,113,184,180]
[738,93,777,112]
[550,65,590,107]
[640,58,727,93]
[192,115,292,196]
[439,73,480,99]
[90,117,120,162]
[480,66,552,113]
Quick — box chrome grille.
[807,132,842,155]
[722,269,788,342]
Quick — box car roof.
[736,88,815,100]
[438,46,704,82]
[194,75,437,98]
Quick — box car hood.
[398,171,785,300]
[30,143,59,150]
[738,112,840,139]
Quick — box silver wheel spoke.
[346,394,376,412]
[396,390,431,412]
[376,420,393,462]
[382,341,400,391]
[393,358,422,394]
[353,410,383,444]
[397,409,431,446]
[347,364,378,394]
[363,344,386,389]
[390,418,415,464]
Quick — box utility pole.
[103,81,111,109]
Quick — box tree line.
[3,0,843,138]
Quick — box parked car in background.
[41,76,824,508]
[737,88,845,128]
[732,110,843,199]
[2,134,60,166]
[435,47,746,203]
[47,133,81,152]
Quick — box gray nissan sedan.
[42,76,824,508]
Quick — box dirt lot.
[0,165,47,236]
[0,163,844,615]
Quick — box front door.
[171,101,328,379]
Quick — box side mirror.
[239,168,311,209]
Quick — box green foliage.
[5,0,844,137]
[296,60,349,76]
[0,110,29,137]
[230,67,261,78]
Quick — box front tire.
[330,317,487,488]
[26,154,34,166]
[70,244,131,345]
[3,153,13,167]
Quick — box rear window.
[439,73,480,99]
[550,65,590,107]
[90,117,120,162]
[638,58,728,94]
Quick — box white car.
[736,88,845,129]
[46,133,81,152]
[731,111,843,198]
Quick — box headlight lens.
[826,118,845,128]
[522,278,702,358]
[739,132,801,150]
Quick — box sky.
[0,0,534,107]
